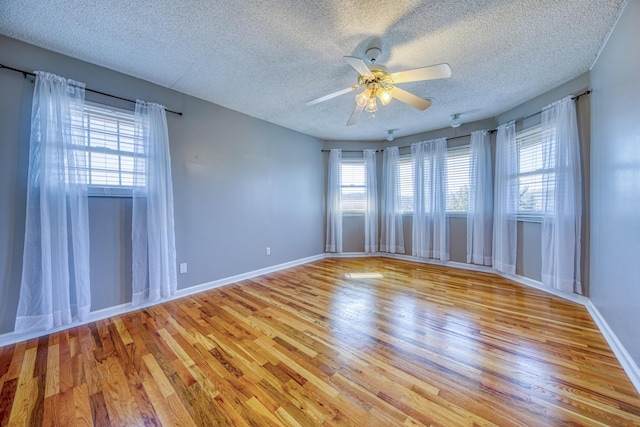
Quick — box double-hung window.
[397,156,414,213]
[516,125,553,218]
[395,146,471,214]
[445,146,471,213]
[340,159,366,213]
[72,102,144,197]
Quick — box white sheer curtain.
[363,149,378,253]
[326,149,342,253]
[467,130,493,265]
[380,147,405,253]
[541,96,582,293]
[492,121,518,274]
[15,71,91,332]
[132,100,177,305]
[412,138,449,261]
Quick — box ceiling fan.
[306,47,451,126]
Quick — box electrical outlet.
[266,247,271,256]
[179,263,187,274]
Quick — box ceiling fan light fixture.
[377,88,392,105]
[355,90,370,106]
[450,114,462,128]
[386,129,396,141]
[365,96,378,113]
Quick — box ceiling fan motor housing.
[358,69,393,91]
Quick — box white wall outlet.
[266,247,271,256]
[179,263,187,274]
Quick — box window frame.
[397,155,414,215]
[339,158,366,215]
[515,125,553,222]
[81,102,143,198]
[445,145,471,216]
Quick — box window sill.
[88,186,135,198]
[400,212,468,217]
[516,214,543,223]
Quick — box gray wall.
[590,0,640,365]
[0,36,324,334]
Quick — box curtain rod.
[0,63,183,116]
[321,90,591,153]
[499,89,591,126]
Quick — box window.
[516,126,553,216]
[340,160,366,212]
[445,147,471,213]
[73,103,144,196]
[398,156,414,213]
[396,146,471,214]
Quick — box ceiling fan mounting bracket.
[365,47,382,63]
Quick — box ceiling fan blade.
[344,56,373,78]
[347,102,365,126]
[306,86,356,106]
[392,87,433,111]
[390,63,451,84]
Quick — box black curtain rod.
[0,63,183,116]
[321,149,369,153]
[501,89,591,125]
[321,90,591,153]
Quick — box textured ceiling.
[0,0,625,141]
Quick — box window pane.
[340,160,366,211]
[446,147,470,212]
[76,102,142,193]
[120,155,136,173]
[518,173,542,212]
[119,136,137,153]
[516,125,555,214]
[519,141,543,174]
[398,157,413,213]
[341,187,366,211]
[90,169,111,186]
[341,162,365,186]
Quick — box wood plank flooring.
[1,257,639,426]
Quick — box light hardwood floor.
[1,257,639,426]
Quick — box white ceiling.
[0,0,625,141]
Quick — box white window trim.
[446,145,471,215]
[340,158,366,214]
[515,125,549,222]
[83,102,142,198]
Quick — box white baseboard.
[585,300,640,394]
[0,253,325,348]
[174,254,325,299]
[325,251,372,258]
[495,272,589,305]
[380,252,495,274]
